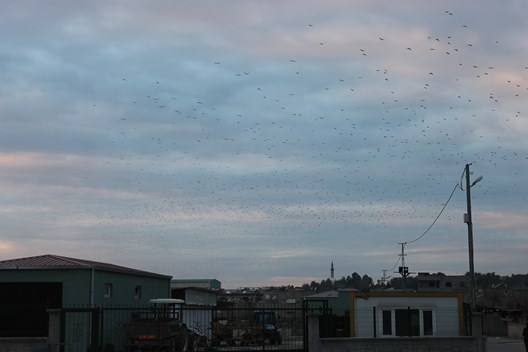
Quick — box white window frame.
[379,307,436,337]
[421,309,435,336]
[104,283,113,298]
[134,285,142,300]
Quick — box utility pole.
[380,269,391,286]
[395,242,410,291]
[464,163,482,311]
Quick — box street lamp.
[464,163,483,311]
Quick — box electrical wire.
[389,253,401,272]
[459,167,466,191]
[384,167,466,277]
[405,181,460,244]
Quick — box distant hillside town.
[224,264,528,313]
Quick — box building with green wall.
[0,254,172,338]
[305,288,358,315]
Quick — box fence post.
[90,308,101,352]
[469,309,473,336]
[47,309,62,352]
[306,314,321,352]
[60,309,66,352]
[471,311,484,337]
[407,306,411,337]
[372,306,377,338]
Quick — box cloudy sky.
[1,0,527,288]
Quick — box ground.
[487,336,525,352]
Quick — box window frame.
[104,283,113,298]
[380,307,436,337]
[382,309,392,335]
[134,285,142,300]
[422,310,434,336]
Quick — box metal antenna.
[395,242,411,291]
[380,269,391,285]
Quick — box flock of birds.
[76,6,527,281]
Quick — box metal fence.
[3,301,473,351]
[57,303,306,352]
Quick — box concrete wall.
[508,322,525,338]
[0,338,47,352]
[481,312,507,336]
[481,316,524,338]
[308,315,486,352]
[317,337,486,352]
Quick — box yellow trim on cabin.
[347,291,465,337]
[349,291,356,337]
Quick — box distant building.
[416,273,468,292]
[305,288,359,316]
[171,278,221,291]
[172,286,217,306]
[171,286,217,340]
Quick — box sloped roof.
[0,254,171,279]
[305,287,360,299]
[305,290,339,298]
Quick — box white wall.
[354,296,460,337]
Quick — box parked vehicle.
[125,298,191,352]
[188,326,208,351]
[255,310,282,345]
[212,309,282,346]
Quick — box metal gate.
[56,304,306,352]
[59,307,100,352]
[210,306,306,352]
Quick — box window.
[381,308,435,337]
[445,281,452,288]
[382,310,392,335]
[395,309,420,336]
[423,310,433,335]
[104,283,113,298]
[134,285,142,300]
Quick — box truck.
[125,298,200,352]
[212,309,282,346]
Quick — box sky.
[0,0,527,289]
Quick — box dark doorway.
[395,308,420,337]
[0,282,62,337]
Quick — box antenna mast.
[380,269,391,285]
[395,242,411,291]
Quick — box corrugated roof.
[0,254,171,279]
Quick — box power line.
[383,175,462,280]
[389,253,401,272]
[404,181,459,244]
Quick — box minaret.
[329,261,336,283]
